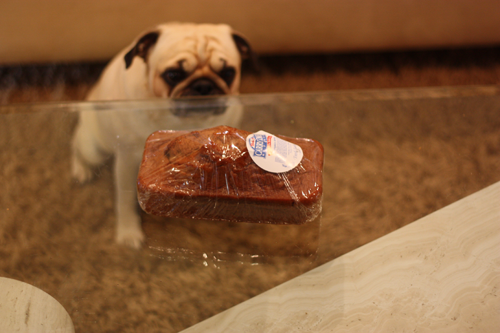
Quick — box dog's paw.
[116,225,145,249]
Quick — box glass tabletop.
[1,86,499,332]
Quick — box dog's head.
[123,23,253,99]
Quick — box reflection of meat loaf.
[137,126,324,224]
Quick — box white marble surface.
[0,277,74,333]
[182,182,500,332]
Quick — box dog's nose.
[191,79,218,96]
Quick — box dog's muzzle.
[180,78,225,97]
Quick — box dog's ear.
[231,31,258,70]
[124,31,160,69]
[231,31,253,59]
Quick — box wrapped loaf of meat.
[137,125,324,224]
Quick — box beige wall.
[1,0,500,65]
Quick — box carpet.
[1,47,499,332]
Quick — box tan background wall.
[1,0,500,65]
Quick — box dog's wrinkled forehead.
[150,24,241,72]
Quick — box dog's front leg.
[114,147,144,249]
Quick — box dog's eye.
[162,69,187,87]
[219,67,236,87]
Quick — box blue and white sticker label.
[246,130,303,173]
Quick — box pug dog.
[72,23,253,248]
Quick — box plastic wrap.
[137,125,324,224]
